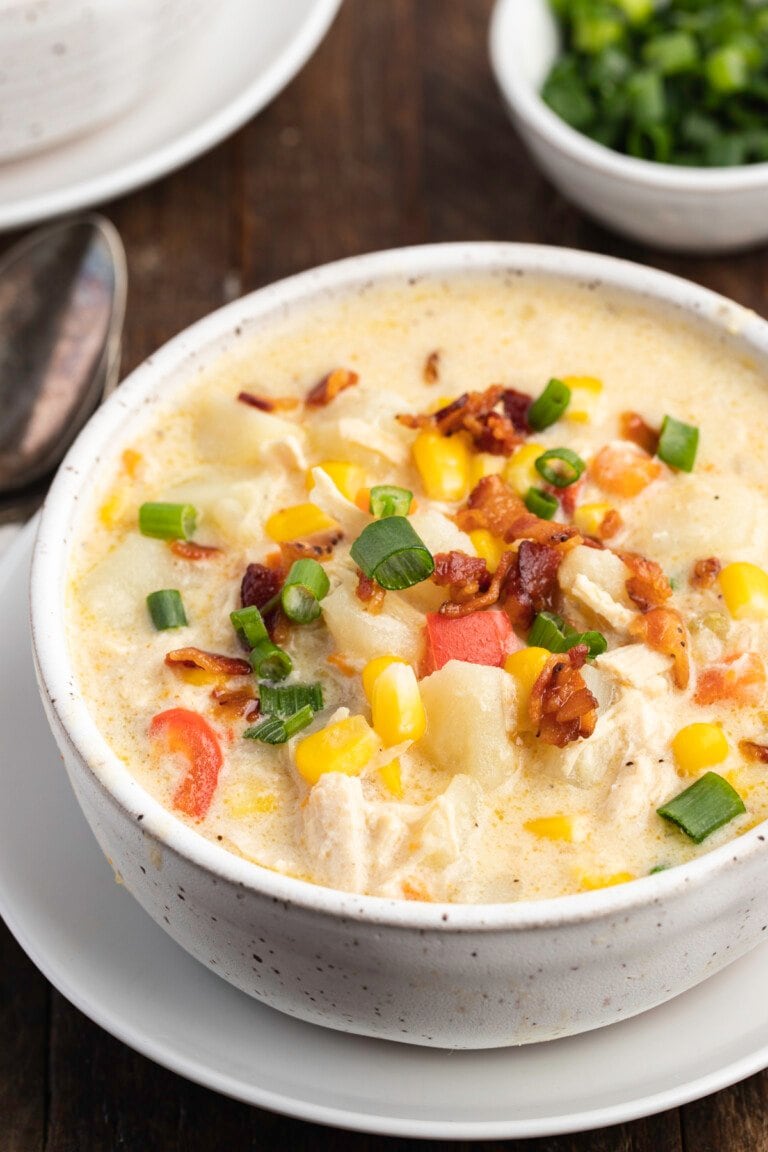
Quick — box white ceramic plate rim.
[489,0,768,193]
[30,240,768,935]
[0,0,342,231]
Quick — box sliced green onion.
[139,502,197,541]
[259,681,323,718]
[350,517,434,591]
[657,415,699,473]
[230,605,269,648]
[643,31,697,77]
[649,864,669,875]
[527,379,571,431]
[146,589,187,630]
[370,485,413,519]
[243,705,314,745]
[535,448,586,488]
[527,611,607,660]
[280,559,330,624]
[525,487,558,520]
[657,772,745,844]
[249,642,292,682]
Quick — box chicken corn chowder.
[68,274,768,903]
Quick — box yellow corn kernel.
[174,667,219,687]
[718,562,768,620]
[468,452,506,486]
[469,529,506,574]
[98,490,127,528]
[580,872,634,891]
[307,460,366,502]
[672,722,729,776]
[412,430,470,502]
[428,395,455,413]
[225,787,278,818]
[265,503,336,543]
[524,815,586,843]
[379,757,403,798]
[565,410,590,424]
[121,448,143,477]
[362,654,408,703]
[504,646,551,730]
[503,442,544,495]
[295,715,379,786]
[371,663,427,746]
[562,375,603,394]
[573,502,614,537]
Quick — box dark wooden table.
[4,2,768,1148]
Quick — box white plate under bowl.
[0,0,342,232]
[5,521,768,1138]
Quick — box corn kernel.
[379,757,403,798]
[308,460,367,502]
[562,375,603,394]
[565,410,590,424]
[672,722,729,775]
[469,529,506,574]
[428,395,455,413]
[718,562,768,620]
[371,663,426,746]
[580,872,634,891]
[225,787,278,818]
[294,715,379,786]
[265,503,337,543]
[468,452,506,486]
[524,815,586,843]
[173,667,219,687]
[504,646,551,730]
[573,502,614,537]
[412,430,470,501]
[121,448,143,477]
[355,486,372,512]
[504,442,544,495]
[362,654,408,702]
[98,490,127,528]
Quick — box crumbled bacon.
[545,478,583,518]
[740,739,768,764]
[456,475,526,537]
[165,648,251,676]
[501,388,532,433]
[355,569,386,614]
[305,368,360,407]
[241,562,283,610]
[599,509,623,540]
[439,551,516,617]
[279,528,344,566]
[237,391,299,412]
[327,652,357,677]
[620,411,659,456]
[169,540,221,560]
[690,557,722,591]
[211,683,258,717]
[505,512,580,549]
[629,607,689,689]
[503,540,563,629]
[529,646,598,747]
[397,386,523,455]
[432,551,491,602]
[618,550,672,611]
[423,350,440,384]
[695,653,766,706]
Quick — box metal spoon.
[0,214,127,523]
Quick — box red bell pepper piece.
[424,609,519,674]
[149,708,223,819]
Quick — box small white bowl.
[489,0,768,253]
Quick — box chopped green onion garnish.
[527,379,571,431]
[259,681,323,718]
[657,415,699,473]
[243,705,314,745]
[350,516,434,591]
[657,772,745,844]
[146,589,187,630]
[528,611,607,660]
[280,559,330,624]
[139,502,197,541]
[524,487,558,520]
[249,642,292,682]
[535,448,586,488]
[370,485,413,518]
[649,864,669,875]
[230,605,269,648]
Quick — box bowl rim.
[489,0,768,194]
[31,240,768,932]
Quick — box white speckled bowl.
[30,243,768,1049]
[0,0,209,162]
[489,0,768,253]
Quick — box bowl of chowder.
[31,243,768,1049]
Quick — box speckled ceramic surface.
[30,243,768,1049]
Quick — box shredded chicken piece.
[397,386,524,455]
[618,550,673,611]
[439,551,516,617]
[169,540,222,560]
[305,368,360,407]
[423,350,440,384]
[690,556,722,590]
[629,607,689,689]
[165,648,251,676]
[279,528,344,566]
[237,391,299,412]
[529,645,598,747]
[355,569,386,614]
[620,411,660,455]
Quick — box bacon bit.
[237,390,299,412]
[620,411,660,456]
[423,350,440,384]
[169,540,222,560]
[546,478,583,518]
[740,739,768,764]
[165,648,252,676]
[630,607,689,690]
[690,557,722,591]
[503,540,563,629]
[529,647,598,747]
[397,386,523,456]
[619,550,673,611]
[241,562,283,610]
[211,683,258,717]
[269,607,291,646]
[305,368,360,408]
[355,569,386,614]
[432,550,491,602]
[456,475,526,537]
[695,653,766,707]
[402,881,432,902]
[279,528,344,566]
[505,512,581,549]
[440,551,517,618]
[502,388,532,433]
[599,509,623,540]
[590,442,662,498]
[327,652,358,677]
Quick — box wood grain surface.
[3,1,768,1147]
